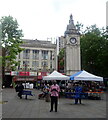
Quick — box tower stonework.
[64,14,81,75]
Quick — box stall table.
[65,92,88,99]
[86,91,104,100]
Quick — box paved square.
[1,88,107,119]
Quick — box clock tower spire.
[65,14,79,36]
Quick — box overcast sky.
[0,0,107,41]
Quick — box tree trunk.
[2,47,6,86]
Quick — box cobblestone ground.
[1,88,107,119]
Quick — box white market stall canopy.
[43,70,70,80]
[70,70,103,81]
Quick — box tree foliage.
[0,16,24,85]
[58,48,65,71]
[0,16,24,71]
[80,24,108,77]
[75,21,84,34]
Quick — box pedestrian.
[37,81,40,90]
[15,84,19,92]
[17,83,24,99]
[49,80,60,112]
[74,83,82,104]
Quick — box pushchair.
[38,91,50,102]
[38,88,49,99]
[38,92,47,99]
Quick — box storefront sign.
[17,78,35,81]
[13,76,37,81]
[29,72,37,76]
[19,72,30,76]
[38,72,50,79]
[11,71,18,76]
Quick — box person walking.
[49,81,60,112]
[74,83,82,104]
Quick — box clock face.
[70,37,77,44]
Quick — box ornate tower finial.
[69,14,73,24]
[70,14,73,20]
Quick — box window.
[32,50,39,60]
[50,51,52,60]
[23,49,30,59]
[23,61,29,69]
[41,61,48,67]
[32,61,39,68]
[42,50,48,60]
[50,61,52,69]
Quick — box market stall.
[70,70,103,81]
[43,70,70,80]
[43,70,70,97]
[69,70,104,99]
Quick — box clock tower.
[64,14,81,75]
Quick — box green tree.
[58,48,65,72]
[80,24,108,77]
[75,21,84,34]
[0,16,24,85]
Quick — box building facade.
[16,39,56,73]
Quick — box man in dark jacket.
[17,83,24,99]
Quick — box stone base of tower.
[66,70,80,76]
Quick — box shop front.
[13,76,37,88]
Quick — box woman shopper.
[49,81,60,112]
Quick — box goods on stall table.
[87,92,102,100]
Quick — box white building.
[16,39,56,72]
